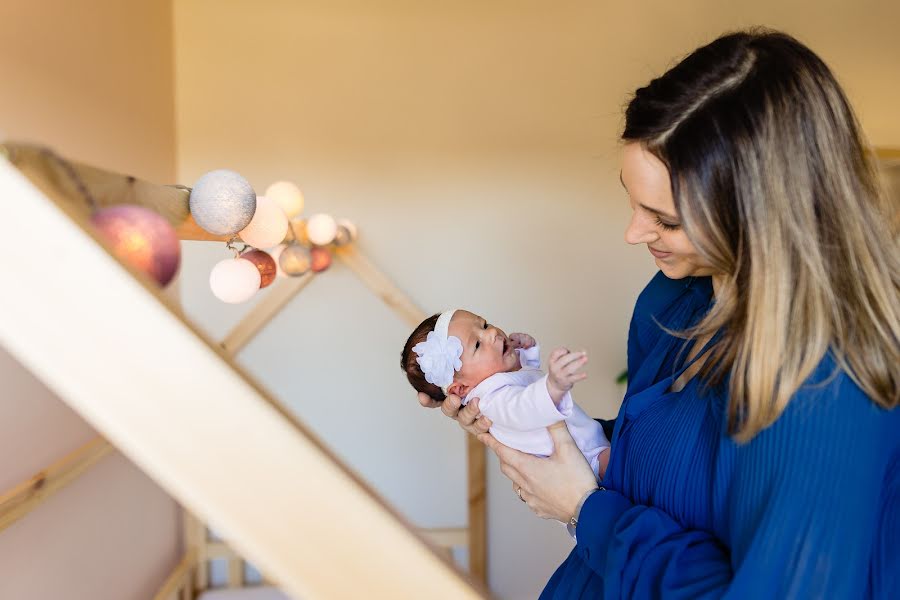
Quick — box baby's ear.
[447,381,469,399]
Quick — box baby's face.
[447,310,520,397]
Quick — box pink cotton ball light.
[310,246,332,273]
[90,205,181,287]
[241,249,277,289]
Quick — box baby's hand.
[548,348,588,394]
[508,333,536,350]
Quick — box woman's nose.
[624,211,659,245]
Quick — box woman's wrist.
[572,486,601,523]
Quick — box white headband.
[413,309,463,394]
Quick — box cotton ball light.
[337,219,358,242]
[310,247,332,273]
[189,169,256,235]
[265,181,304,218]
[306,213,337,246]
[239,195,289,249]
[268,244,288,278]
[91,205,181,287]
[210,257,261,303]
[279,244,311,276]
[241,249,277,289]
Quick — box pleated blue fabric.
[540,271,899,599]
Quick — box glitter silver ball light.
[278,244,312,276]
[189,169,257,236]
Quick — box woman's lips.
[649,246,672,259]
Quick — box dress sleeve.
[479,375,573,431]
[574,371,896,599]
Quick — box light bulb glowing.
[306,213,337,246]
[239,195,289,249]
[265,181,304,218]
[91,205,181,286]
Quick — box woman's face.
[621,142,716,280]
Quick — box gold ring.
[516,486,524,502]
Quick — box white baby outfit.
[461,345,610,476]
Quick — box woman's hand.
[479,421,599,522]
[417,392,493,436]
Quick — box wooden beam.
[152,550,196,600]
[467,434,488,584]
[421,527,469,549]
[0,158,487,599]
[220,273,316,355]
[0,142,226,242]
[333,245,428,327]
[0,437,113,533]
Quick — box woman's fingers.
[418,392,442,408]
[440,393,463,419]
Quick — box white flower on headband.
[413,331,463,389]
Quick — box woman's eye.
[655,217,680,231]
[483,322,489,329]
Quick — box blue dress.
[540,272,899,599]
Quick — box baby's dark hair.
[401,313,446,403]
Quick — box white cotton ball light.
[306,213,337,246]
[239,195,289,249]
[189,169,256,236]
[210,258,261,303]
[265,181,304,218]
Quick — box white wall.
[0,2,181,599]
[172,2,899,598]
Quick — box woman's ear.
[448,381,469,399]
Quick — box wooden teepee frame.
[0,143,488,599]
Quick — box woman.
[419,30,899,597]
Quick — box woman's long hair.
[623,29,899,441]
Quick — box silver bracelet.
[567,485,604,534]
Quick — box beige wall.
[173,1,899,598]
[0,2,181,599]
[173,2,899,598]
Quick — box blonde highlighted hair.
[623,29,899,441]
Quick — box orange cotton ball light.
[241,249,277,288]
[310,246,332,273]
[91,205,181,286]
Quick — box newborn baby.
[401,309,610,477]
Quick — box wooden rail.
[0,437,113,533]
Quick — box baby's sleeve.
[516,344,541,369]
[479,374,571,431]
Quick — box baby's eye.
[475,341,480,350]
[483,322,489,329]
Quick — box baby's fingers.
[549,347,570,363]
[555,350,588,370]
